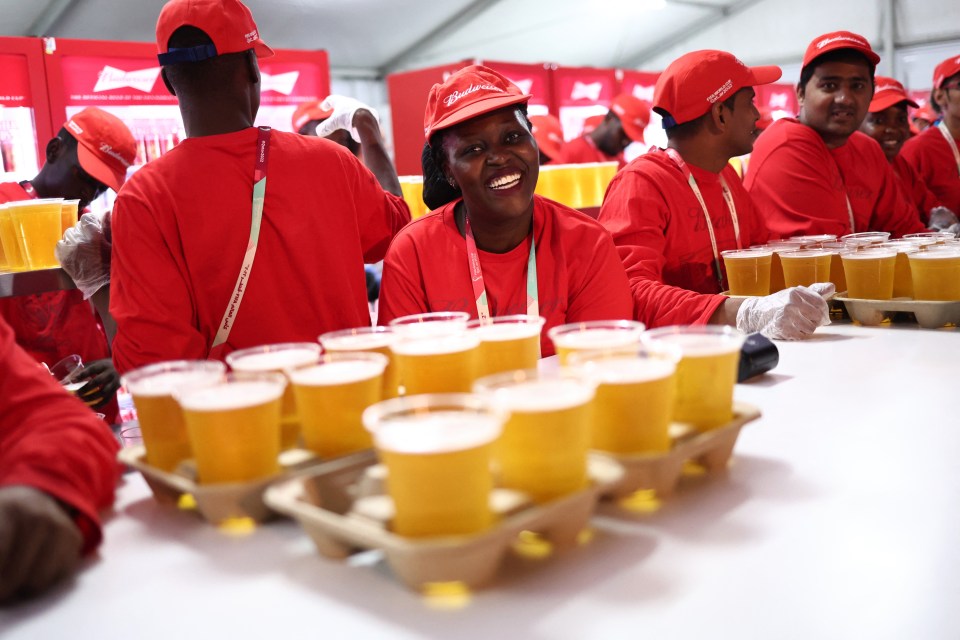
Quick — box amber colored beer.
[123,361,226,471]
[289,354,386,457]
[643,326,744,431]
[0,204,28,271]
[778,249,832,288]
[570,355,677,454]
[398,176,428,220]
[178,375,285,484]
[908,250,960,300]
[721,249,772,296]
[60,199,80,235]
[475,373,594,502]
[12,198,63,270]
[226,343,322,449]
[548,320,645,366]
[468,315,544,377]
[363,395,503,537]
[391,333,480,395]
[320,327,400,399]
[841,249,896,300]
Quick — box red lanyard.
[464,212,539,321]
[664,148,741,292]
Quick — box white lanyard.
[844,194,855,233]
[665,148,741,291]
[937,122,960,177]
[464,212,539,321]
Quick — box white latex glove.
[736,283,835,341]
[939,221,960,237]
[315,95,379,143]
[55,211,111,300]
[928,206,959,232]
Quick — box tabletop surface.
[3,322,958,639]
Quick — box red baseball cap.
[869,76,919,113]
[933,54,960,89]
[63,107,136,193]
[423,65,530,142]
[911,103,937,123]
[802,31,880,69]
[581,114,605,135]
[610,94,650,143]
[529,114,565,160]
[292,101,333,132]
[156,0,274,65]
[653,50,781,127]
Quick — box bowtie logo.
[93,65,161,93]
[571,82,602,101]
[631,85,654,102]
[261,71,300,96]
[768,92,789,109]
[512,79,533,94]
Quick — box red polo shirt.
[892,154,942,224]
[900,124,960,213]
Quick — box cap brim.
[748,65,783,86]
[254,40,274,59]
[427,93,530,140]
[870,93,919,113]
[619,118,645,144]
[77,144,124,193]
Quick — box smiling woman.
[377,65,634,357]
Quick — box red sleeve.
[342,154,411,263]
[869,159,928,237]
[377,226,432,326]
[0,317,119,555]
[598,170,725,328]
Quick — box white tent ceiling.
[2,0,958,83]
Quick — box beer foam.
[652,334,742,357]
[390,333,480,356]
[228,348,319,371]
[552,328,640,349]
[841,249,896,260]
[489,378,594,412]
[289,360,385,386]
[390,321,468,339]
[127,369,223,397]
[178,381,284,412]
[321,333,396,350]
[580,358,675,384]
[909,250,960,261]
[374,411,501,454]
[471,323,541,341]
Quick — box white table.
[4,323,959,639]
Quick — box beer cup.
[362,393,504,537]
[0,203,29,271]
[908,249,960,300]
[289,352,387,458]
[841,247,897,300]
[122,360,226,472]
[840,231,890,248]
[566,349,678,454]
[902,231,955,245]
[789,234,838,248]
[60,199,80,235]
[474,369,595,502]
[176,372,286,484]
[390,312,478,394]
[398,176,428,220]
[467,315,545,377]
[320,326,400,398]
[226,342,322,449]
[778,249,832,288]
[756,241,803,293]
[642,326,744,431]
[721,249,772,296]
[547,319,646,366]
[11,198,63,270]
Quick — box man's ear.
[45,136,65,165]
[932,87,947,112]
[708,101,726,132]
[161,67,176,96]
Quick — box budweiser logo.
[876,81,899,93]
[631,84,654,102]
[66,120,84,136]
[244,29,259,44]
[98,143,132,168]
[443,83,504,107]
[768,92,789,109]
[816,35,867,50]
[571,81,602,101]
[261,71,300,95]
[707,79,734,104]
[512,79,533,94]
[93,65,161,93]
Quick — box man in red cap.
[911,103,937,133]
[554,94,649,168]
[861,77,957,227]
[599,50,833,340]
[745,31,936,238]
[900,54,960,214]
[0,107,136,420]
[110,0,410,372]
[529,114,565,164]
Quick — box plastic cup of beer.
[11,198,63,270]
[758,241,803,292]
[389,312,478,394]
[226,342,322,449]
[778,249,832,288]
[789,234,838,248]
[841,231,890,248]
[566,348,678,454]
[467,315,545,377]
[908,248,960,300]
[289,352,388,458]
[818,242,848,292]
[721,249,772,296]
[362,393,504,538]
[60,199,80,235]
[320,326,400,398]
[473,369,595,502]
[903,231,955,245]
[122,360,226,472]
[840,247,897,300]
[176,372,286,484]
[642,325,744,431]
[0,203,28,271]
[398,176,428,220]
[880,242,919,298]
[547,319,646,366]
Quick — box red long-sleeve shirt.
[900,124,960,214]
[892,153,943,224]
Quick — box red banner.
[483,61,553,109]
[59,56,173,105]
[755,83,799,116]
[619,70,659,105]
[0,54,34,107]
[259,60,328,106]
[553,67,619,107]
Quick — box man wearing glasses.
[0,107,136,423]
[901,55,960,214]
